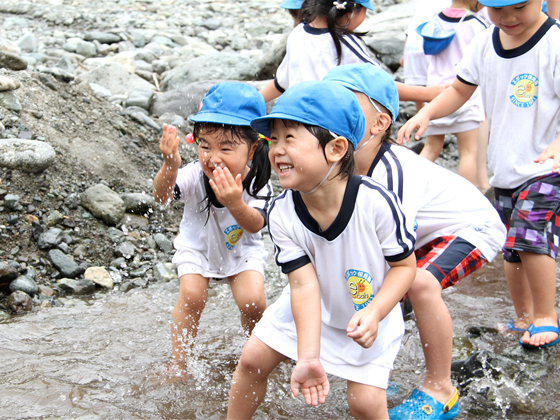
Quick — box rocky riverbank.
[0,0,436,318]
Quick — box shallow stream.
[1,234,559,419]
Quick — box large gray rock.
[49,249,82,278]
[126,88,154,110]
[80,184,126,226]
[0,263,18,283]
[9,275,38,295]
[0,51,28,70]
[0,139,56,173]
[78,62,155,97]
[154,233,174,253]
[153,262,178,282]
[161,52,259,91]
[151,80,223,119]
[120,192,155,215]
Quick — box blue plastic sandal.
[388,388,459,420]
[519,319,560,349]
[505,319,526,332]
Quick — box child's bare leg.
[229,270,266,336]
[455,128,479,186]
[476,119,490,192]
[171,274,209,369]
[227,335,286,419]
[347,381,388,420]
[518,252,559,346]
[420,134,444,162]
[407,269,456,403]
[504,260,533,329]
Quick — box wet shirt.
[456,17,560,189]
[172,162,273,277]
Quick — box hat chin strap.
[302,162,339,195]
[354,134,375,154]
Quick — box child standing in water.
[324,63,506,420]
[152,82,273,373]
[400,0,560,349]
[227,80,417,419]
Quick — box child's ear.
[372,113,392,135]
[248,141,259,160]
[326,137,349,163]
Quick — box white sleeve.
[174,162,201,203]
[456,31,486,86]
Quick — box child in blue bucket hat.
[400,0,560,353]
[227,80,417,419]
[153,82,274,376]
[326,63,506,420]
[280,0,306,26]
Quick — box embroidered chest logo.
[510,74,538,108]
[224,225,244,250]
[345,269,374,311]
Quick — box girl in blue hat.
[227,80,417,419]
[152,82,273,376]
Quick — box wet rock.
[161,52,259,91]
[119,281,137,292]
[48,249,82,278]
[73,279,96,295]
[84,266,114,289]
[0,91,22,112]
[9,275,38,295]
[0,52,28,70]
[121,213,149,229]
[37,284,54,296]
[126,88,154,110]
[154,233,174,253]
[0,263,19,283]
[7,290,32,312]
[80,184,126,226]
[120,192,155,215]
[153,262,178,282]
[0,139,56,173]
[115,241,136,260]
[0,75,21,92]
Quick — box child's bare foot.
[149,362,192,384]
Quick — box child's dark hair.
[274,120,355,179]
[302,0,367,65]
[193,122,271,213]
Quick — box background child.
[280,0,306,27]
[325,63,506,420]
[399,0,560,349]
[418,0,488,188]
[152,82,273,373]
[227,81,417,419]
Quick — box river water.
[1,234,559,419]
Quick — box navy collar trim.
[303,23,329,35]
[493,16,556,59]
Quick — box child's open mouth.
[278,164,293,175]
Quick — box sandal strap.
[443,388,459,413]
[527,323,560,336]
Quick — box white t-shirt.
[367,143,506,261]
[456,17,560,189]
[260,176,415,376]
[274,23,378,92]
[171,162,273,277]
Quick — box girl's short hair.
[302,0,367,65]
[193,122,271,213]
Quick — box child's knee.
[237,342,269,379]
[408,269,442,301]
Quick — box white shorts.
[174,249,266,280]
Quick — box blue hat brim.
[280,0,304,9]
[190,111,253,126]
[357,0,375,11]
[478,0,527,6]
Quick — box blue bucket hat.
[415,21,455,55]
[478,0,527,6]
[280,0,304,9]
[251,80,365,149]
[324,63,399,123]
[190,82,266,127]
[353,0,375,11]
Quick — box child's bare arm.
[209,167,266,233]
[346,253,416,348]
[396,82,450,103]
[260,80,282,103]
[153,124,182,204]
[535,133,560,172]
[289,263,330,406]
[398,78,477,143]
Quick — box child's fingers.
[290,378,300,398]
[346,313,361,335]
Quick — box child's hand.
[397,112,429,144]
[159,124,182,170]
[209,167,244,208]
[535,141,560,172]
[290,359,330,406]
[346,308,380,348]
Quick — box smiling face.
[268,120,332,192]
[487,0,544,39]
[197,127,252,181]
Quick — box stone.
[153,262,178,282]
[84,31,122,44]
[43,210,65,227]
[76,40,97,57]
[72,279,96,295]
[80,184,126,226]
[0,51,28,70]
[154,233,174,253]
[0,75,21,92]
[37,66,75,83]
[6,290,32,312]
[0,263,19,283]
[78,62,155,97]
[121,213,149,229]
[38,284,54,296]
[9,275,38,295]
[115,241,136,259]
[84,266,113,288]
[120,192,155,215]
[0,92,22,112]
[151,80,222,119]
[37,227,64,250]
[3,194,20,210]
[17,33,38,52]
[126,88,154,110]
[48,249,82,278]
[0,139,56,173]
